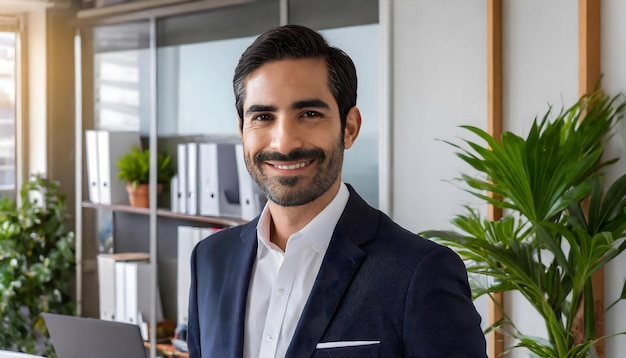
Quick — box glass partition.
[92,21,151,133]
[321,24,379,207]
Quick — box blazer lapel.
[286,187,379,357]
[220,221,258,357]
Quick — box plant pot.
[126,183,163,208]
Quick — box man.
[187,24,487,357]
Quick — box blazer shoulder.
[195,219,256,254]
[378,213,453,258]
[342,184,448,261]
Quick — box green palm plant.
[423,91,626,357]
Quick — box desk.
[144,343,189,358]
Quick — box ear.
[238,117,244,137]
[343,106,362,149]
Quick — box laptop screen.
[42,313,148,358]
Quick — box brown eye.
[302,111,322,118]
[253,113,272,121]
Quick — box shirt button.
[277,288,285,294]
[267,334,274,342]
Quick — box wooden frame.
[578,0,604,356]
[486,1,504,357]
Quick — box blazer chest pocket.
[312,344,380,358]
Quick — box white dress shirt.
[243,183,350,358]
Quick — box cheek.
[241,129,265,154]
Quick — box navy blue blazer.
[187,185,487,357]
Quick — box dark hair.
[233,24,357,132]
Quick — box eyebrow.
[245,104,276,116]
[244,99,331,117]
[292,99,331,110]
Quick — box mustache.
[254,148,325,164]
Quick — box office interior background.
[0,0,625,357]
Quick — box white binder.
[170,175,179,213]
[96,252,149,322]
[122,260,164,325]
[198,143,241,217]
[96,254,117,321]
[235,144,267,220]
[85,130,100,203]
[177,226,216,325]
[186,142,199,215]
[177,143,187,214]
[114,262,126,323]
[96,130,141,205]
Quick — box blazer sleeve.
[404,245,487,357]
[187,244,201,358]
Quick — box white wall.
[600,1,626,357]
[502,1,578,357]
[390,0,626,357]
[392,0,487,231]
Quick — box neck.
[268,181,341,251]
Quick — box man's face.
[239,58,355,207]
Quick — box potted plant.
[116,146,175,208]
[423,91,626,357]
[0,174,75,357]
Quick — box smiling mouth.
[270,160,312,170]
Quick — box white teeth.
[274,161,309,170]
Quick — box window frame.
[0,15,22,201]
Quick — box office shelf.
[82,201,247,227]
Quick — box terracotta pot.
[126,183,163,208]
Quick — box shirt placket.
[258,245,299,357]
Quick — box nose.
[270,116,304,154]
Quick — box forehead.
[243,58,334,107]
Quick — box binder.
[177,226,216,325]
[85,130,100,203]
[198,143,241,217]
[123,261,139,324]
[96,254,116,321]
[186,142,199,215]
[177,143,187,214]
[170,175,179,213]
[96,252,149,322]
[235,144,267,220]
[115,261,126,322]
[96,131,141,205]
[122,260,164,325]
[176,226,194,326]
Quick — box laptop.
[42,313,148,358]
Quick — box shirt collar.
[256,182,350,254]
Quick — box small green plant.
[423,91,626,357]
[0,174,76,357]
[116,146,175,189]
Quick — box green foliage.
[423,91,626,357]
[0,174,76,357]
[116,146,175,189]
